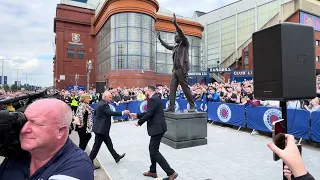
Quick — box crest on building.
[71,33,80,43]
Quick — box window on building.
[67,49,75,58]
[316,56,319,62]
[78,50,85,59]
[316,40,319,46]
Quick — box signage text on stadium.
[208,68,231,72]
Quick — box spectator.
[75,94,94,151]
[304,97,320,112]
[0,99,94,180]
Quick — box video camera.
[0,88,60,158]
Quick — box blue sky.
[0,0,236,87]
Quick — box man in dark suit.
[158,14,195,112]
[89,91,128,169]
[131,86,178,180]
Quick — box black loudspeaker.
[95,81,106,94]
[253,22,316,101]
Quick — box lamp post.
[86,60,92,92]
[0,59,11,86]
[12,68,23,90]
[103,76,107,91]
[75,74,79,90]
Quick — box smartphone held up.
[272,119,286,161]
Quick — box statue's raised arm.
[157,32,174,50]
[172,14,188,46]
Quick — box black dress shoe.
[115,153,125,163]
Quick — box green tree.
[2,84,10,91]
[10,84,19,91]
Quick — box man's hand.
[135,121,139,126]
[129,113,137,118]
[123,110,130,115]
[284,165,292,180]
[267,134,307,178]
[172,13,177,24]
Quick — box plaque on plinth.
[161,112,208,149]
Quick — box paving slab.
[87,120,320,180]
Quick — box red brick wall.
[54,5,95,90]
[102,70,171,88]
[286,10,300,23]
[156,74,171,86]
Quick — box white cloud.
[0,0,59,87]
[0,0,237,87]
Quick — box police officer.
[70,92,79,114]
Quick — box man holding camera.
[0,99,94,180]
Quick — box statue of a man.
[157,14,196,112]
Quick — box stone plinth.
[161,112,207,149]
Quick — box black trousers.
[89,133,119,161]
[71,106,77,114]
[77,130,92,151]
[149,133,174,176]
[169,68,195,110]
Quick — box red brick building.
[53,0,203,90]
[54,4,96,90]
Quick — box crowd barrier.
[89,99,320,143]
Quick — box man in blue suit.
[89,91,129,169]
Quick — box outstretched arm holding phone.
[267,134,315,180]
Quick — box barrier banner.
[177,99,208,112]
[208,102,245,127]
[90,103,126,121]
[246,106,282,132]
[127,100,149,114]
[161,99,168,109]
[109,103,126,120]
[196,100,208,112]
[287,109,310,139]
[163,99,180,112]
[311,111,320,142]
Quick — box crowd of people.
[0,89,30,99]
[58,80,320,113]
[0,82,315,180]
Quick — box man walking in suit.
[131,86,178,180]
[89,91,128,169]
[158,14,196,112]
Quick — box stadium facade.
[53,0,320,90]
[193,0,320,82]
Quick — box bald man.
[0,99,94,180]
[89,91,129,169]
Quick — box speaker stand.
[280,101,288,180]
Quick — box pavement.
[88,120,320,180]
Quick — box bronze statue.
[157,14,196,112]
